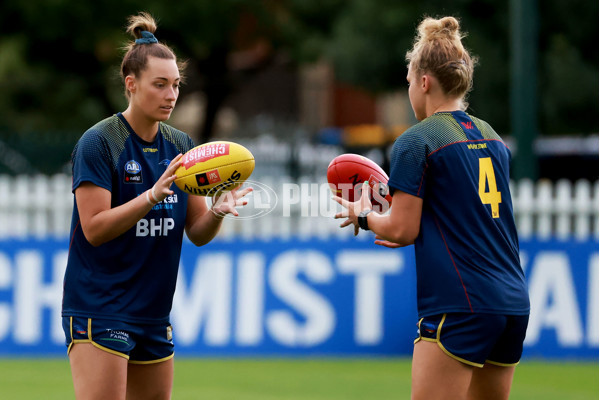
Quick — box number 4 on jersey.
[478,157,502,218]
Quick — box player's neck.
[122,108,159,142]
[426,96,463,118]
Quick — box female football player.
[335,16,529,400]
[61,12,251,400]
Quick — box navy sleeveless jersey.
[388,111,529,318]
[62,113,195,324]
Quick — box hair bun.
[126,12,158,40]
[420,16,462,42]
[439,16,460,33]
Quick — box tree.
[538,0,599,134]
[0,0,598,147]
[278,0,513,132]
[0,0,126,133]
[281,0,599,136]
[145,0,286,143]
[0,0,286,144]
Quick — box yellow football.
[174,141,255,196]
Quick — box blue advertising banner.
[0,238,597,359]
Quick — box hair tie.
[135,31,158,45]
[449,59,467,69]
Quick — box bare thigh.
[411,340,474,400]
[467,363,515,400]
[126,358,174,400]
[69,343,128,400]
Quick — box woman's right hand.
[149,153,183,203]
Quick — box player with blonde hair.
[61,12,250,400]
[335,16,529,400]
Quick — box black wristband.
[358,209,374,230]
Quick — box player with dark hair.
[61,12,250,400]
[335,16,529,400]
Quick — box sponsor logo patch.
[99,329,131,347]
[195,169,221,187]
[124,160,143,183]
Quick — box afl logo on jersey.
[124,160,143,183]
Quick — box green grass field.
[1,358,598,399]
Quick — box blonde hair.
[120,12,186,98]
[406,16,477,107]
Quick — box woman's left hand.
[333,181,373,236]
[210,185,253,218]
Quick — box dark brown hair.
[120,12,186,98]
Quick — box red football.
[327,153,392,211]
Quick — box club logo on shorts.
[74,325,87,336]
[166,326,173,341]
[124,160,143,183]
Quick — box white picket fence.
[1,174,599,241]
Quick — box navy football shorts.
[414,313,529,368]
[62,316,174,364]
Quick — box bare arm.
[76,154,183,246]
[75,183,152,246]
[368,190,422,246]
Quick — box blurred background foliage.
[0,0,597,174]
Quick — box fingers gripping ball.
[327,153,392,211]
[175,141,255,196]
